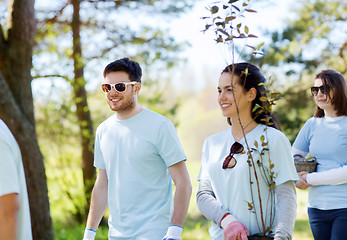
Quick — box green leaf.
[232,5,240,12]
[259,96,267,102]
[265,105,272,112]
[246,201,254,210]
[260,135,265,142]
[245,9,257,13]
[215,22,226,28]
[257,42,264,50]
[225,36,235,41]
[254,140,258,148]
[216,35,223,42]
[216,29,229,36]
[270,92,281,98]
[225,16,236,22]
[245,25,249,34]
[211,6,219,14]
[204,24,212,31]
[252,103,261,111]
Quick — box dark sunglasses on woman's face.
[222,142,244,169]
[310,85,328,96]
[101,82,136,93]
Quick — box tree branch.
[41,1,70,24]
[33,74,71,82]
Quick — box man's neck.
[116,104,144,120]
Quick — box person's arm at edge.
[196,179,228,225]
[85,169,108,231]
[274,181,297,240]
[305,165,347,186]
[0,193,19,240]
[168,160,192,227]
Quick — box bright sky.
[167,0,296,90]
[24,0,297,96]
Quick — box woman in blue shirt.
[293,69,347,240]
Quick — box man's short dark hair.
[103,57,142,83]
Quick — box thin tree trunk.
[71,0,96,220]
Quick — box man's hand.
[162,225,183,240]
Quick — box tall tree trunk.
[71,0,96,220]
[0,0,53,239]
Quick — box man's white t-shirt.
[94,108,186,239]
[0,120,32,240]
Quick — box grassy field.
[53,160,313,239]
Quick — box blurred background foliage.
[1,0,346,239]
[25,0,347,238]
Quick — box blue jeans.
[308,207,347,240]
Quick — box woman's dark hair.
[314,69,347,117]
[222,62,281,130]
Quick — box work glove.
[223,221,249,240]
[162,225,183,240]
[83,228,96,240]
[221,214,249,240]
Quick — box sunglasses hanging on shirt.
[222,142,244,169]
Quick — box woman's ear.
[248,87,257,102]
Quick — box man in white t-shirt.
[83,58,192,240]
[0,119,33,240]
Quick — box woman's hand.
[295,171,311,190]
[223,221,249,240]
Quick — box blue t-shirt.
[94,108,186,239]
[199,124,298,238]
[293,116,347,209]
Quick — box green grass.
[52,160,313,240]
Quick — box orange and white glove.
[221,214,249,240]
